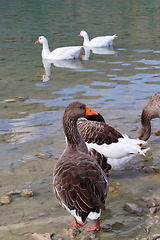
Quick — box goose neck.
[63,115,88,153]
[42,40,50,57]
[83,33,90,44]
[138,109,151,140]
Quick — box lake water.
[0,0,160,239]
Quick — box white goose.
[35,36,82,60]
[78,30,117,47]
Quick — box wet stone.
[148,234,160,240]
[116,182,121,186]
[79,236,89,240]
[3,99,16,103]
[108,186,116,193]
[31,232,54,240]
[153,196,160,202]
[141,165,156,173]
[123,203,143,214]
[141,197,159,208]
[35,152,52,159]
[153,129,160,137]
[101,225,112,231]
[6,190,21,195]
[141,196,154,203]
[1,194,11,204]
[21,189,34,198]
[144,225,152,234]
[64,227,81,238]
[149,206,160,214]
[147,199,159,208]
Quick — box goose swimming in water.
[78,30,117,47]
[35,36,82,60]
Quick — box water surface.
[0,0,160,239]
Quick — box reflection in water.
[38,58,84,82]
[82,46,117,60]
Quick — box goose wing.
[78,119,123,145]
[53,155,108,222]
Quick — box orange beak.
[85,106,98,116]
[35,39,40,44]
[78,33,81,37]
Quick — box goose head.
[78,30,87,38]
[63,102,98,151]
[35,36,47,44]
[137,91,160,141]
[63,101,98,122]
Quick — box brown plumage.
[78,117,123,145]
[137,91,160,141]
[77,110,148,165]
[89,148,111,174]
[53,102,108,231]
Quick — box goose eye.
[79,106,83,109]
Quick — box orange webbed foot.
[67,216,87,228]
[84,225,101,232]
[84,217,101,232]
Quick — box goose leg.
[67,216,87,228]
[84,217,101,231]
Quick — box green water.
[0,0,160,239]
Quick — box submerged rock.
[141,196,160,213]
[64,227,81,239]
[136,165,156,173]
[149,206,160,214]
[142,197,159,208]
[108,186,116,193]
[123,203,143,214]
[3,99,16,103]
[35,152,52,159]
[31,233,54,240]
[142,166,156,173]
[6,190,21,195]
[148,233,160,240]
[1,194,11,204]
[153,129,160,137]
[21,189,34,198]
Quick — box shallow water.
[0,0,160,239]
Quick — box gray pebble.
[123,203,143,214]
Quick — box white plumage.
[35,36,82,60]
[78,30,117,47]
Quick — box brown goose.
[53,102,108,231]
[137,91,160,141]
